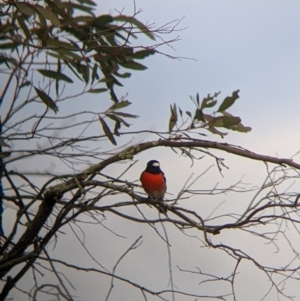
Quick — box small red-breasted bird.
[140,160,167,211]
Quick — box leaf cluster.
[169,90,252,137]
[0,0,155,113]
[99,100,138,145]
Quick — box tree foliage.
[1,1,300,301]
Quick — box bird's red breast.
[140,171,166,199]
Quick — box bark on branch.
[1,138,298,283]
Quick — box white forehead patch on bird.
[153,162,160,167]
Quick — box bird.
[140,160,167,212]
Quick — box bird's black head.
[145,160,162,174]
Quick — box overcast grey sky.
[96,0,300,210]
[98,2,300,300]
[101,0,300,157]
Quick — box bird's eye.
[153,162,160,167]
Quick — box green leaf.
[196,93,200,106]
[56,59,61,96]
[17,17,31,40]
[212,117,224,127]
[203,114,213,123]
[37,8,47,28]
[110,87,118,103]
[65,61,83,81]
[63,26,89,41]
[105,114,121,135]
[217,90,240,112]
[0,56,18,68]
[113,111,138,118]
[47,39,78,50]
[44,0,71,21]
[119,60,147,70]
[212,116,241,128]
[234,123,252,133]
[193,108,205,122]
[132,49,156,59]
[111,75,123,87]
[35,5,60,26]
[172,103,178,120]
[178,107,183,117]
[186,111,192,118]
[34,87,58,113]
[98,115,117,145]
[87,88,107,93]
[76,0,97,6]
[47,50,82,61]
[169,103,178,132]
[38,69,73,83]
[200,95,218,109]
[114,71,131,78]
[81,64,90,83]
[20,81,31,88]
[206,100,217,108]
[208,126,227,138]
[106,114,130,127]
[222,116,241,127]
[93,15,113,28]
[109,100,131,110]
[91,64,99,84]
[15,2,36,15]
[0,43,20,50]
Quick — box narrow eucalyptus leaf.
[98,115,117,145]
[34,87,58,113]
[38,69,73,83]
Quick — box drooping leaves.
[1,0,158,131]
[105,114,121,136]
[106,113,130,128]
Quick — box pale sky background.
[5,1,300,301]
[100,0,300,158]
[97,1,300,300]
